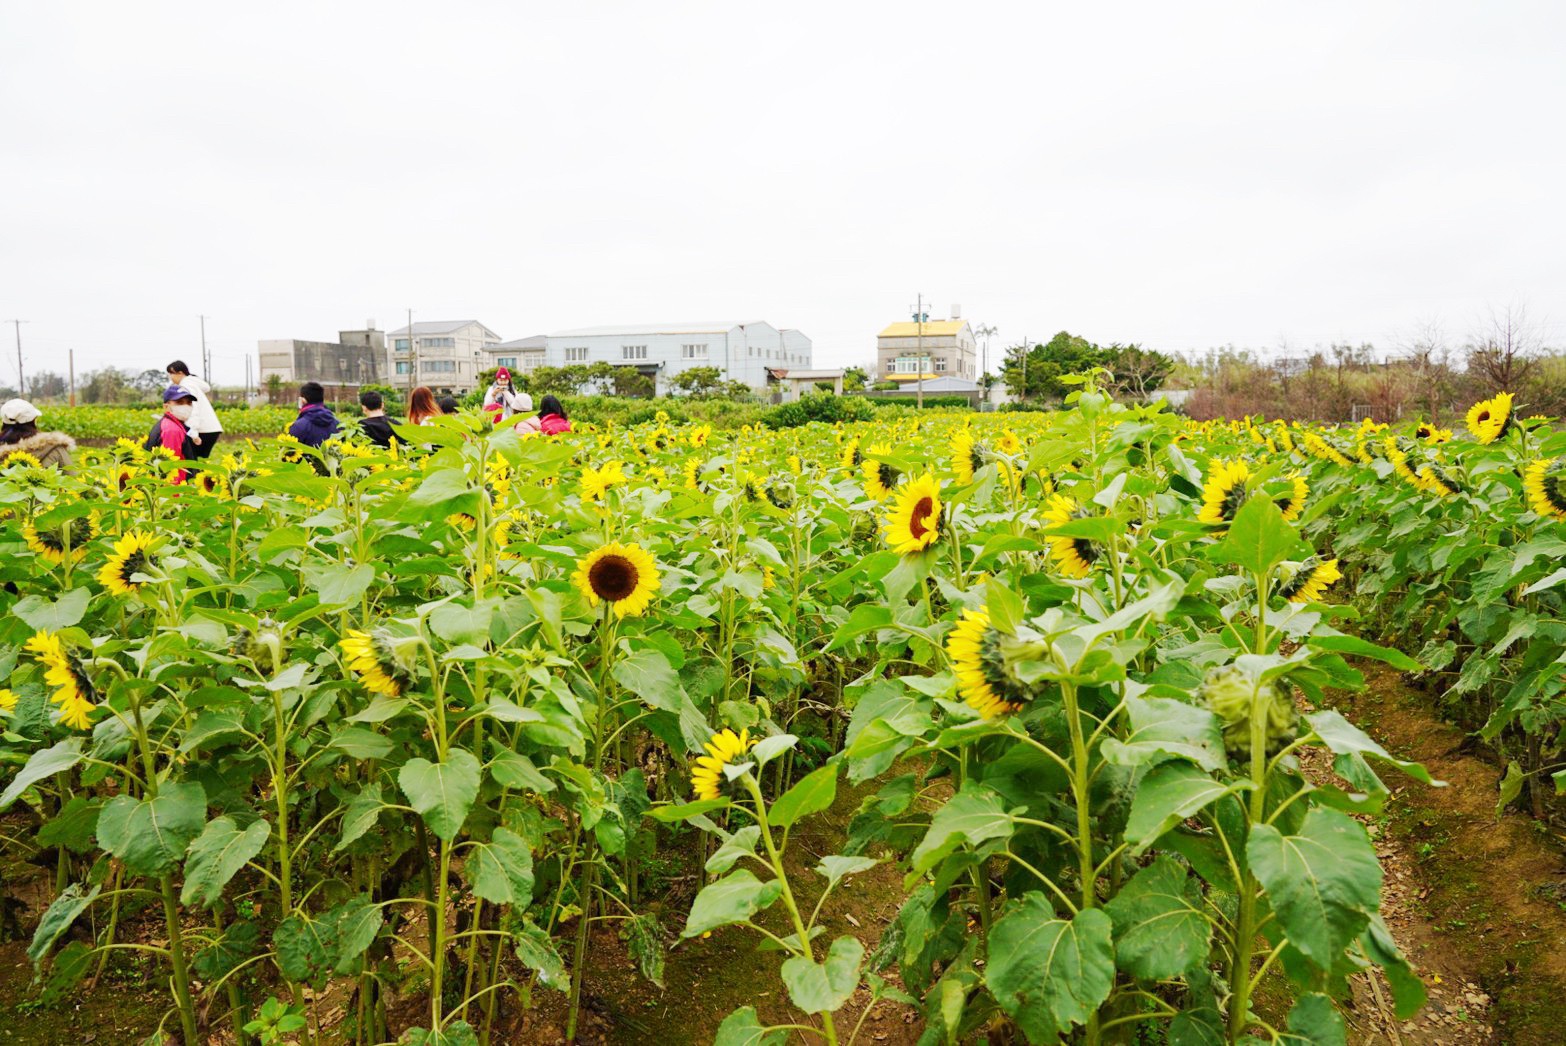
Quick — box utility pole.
[68,349,76,407]
[406,308,416,399]
[199,315,209,379]
[909,293,928,409]
[974,323,998,410]
[8,319,25,394]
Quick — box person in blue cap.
[145,385,199,483]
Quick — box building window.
[564,347,589,363]
[426,359,457,373]
[419,337,455,349]
[485,341,499,350]
[681,343,708,359]
[521,354,543,372]
[394,338,410,351]
[396,361,412,374]
[934,358,948,372]
[892,357,923,374]
[622,345,648,360]
[496,357,517,368]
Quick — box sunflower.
[1270,472,1308,521]
[688,424,712,449]
[883,473,942,555]
[579,460,627,503]
[683,457,704,491]
[1278,557,1342,604]
[1274,423,1295,455]
[862,444,900,500]
[4,450,43,471]
[96,530,159,596]
[787,455,802,476]
[1415,423,1452,445]
[0,688,15,714]
[23,630,97,730]
[24,513,100,565]
[1383,437,1420,486]
[765,479,795,510]
[690,728,754,801]
[1043,494,1098,578]
[1301,432,1353,467]
[741,471,765,503]
[193,470,225,497]
[950,430,986,486]
[996,430,1022,456]
[1524,458,1566,521]
[572,541,661,619]
[946,609,1032,719]
[340,629,411,698]
[1418,464,1462,499]
[1198,459,1251,528]
[839,438,863,473]
[1466,392,1513,444]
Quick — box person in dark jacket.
[289,382,341,447]
[146,385,199,483]
[357,390,398,448]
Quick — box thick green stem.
[565,857,599,1043]
[1061,680,1101,1046]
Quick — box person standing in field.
[289,381,341,447]
[407,386,439,426]
[515,394,571,435]
[165,360,223,459]
[0,398,75,470]
[146,386,198,482]
[482,367,533,423]
[358,389,399,448]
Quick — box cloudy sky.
[3,2,1563,386]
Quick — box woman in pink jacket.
[514,394,572,435]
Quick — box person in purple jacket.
[288,382,341,447]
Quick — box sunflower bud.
[1201,665,1297,755]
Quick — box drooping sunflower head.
[23,629,97,730]
[1524,458,1566,521]
[741,471,765,503]
[1277,556,1343,604]
[572,541,661,619]
[1415,423,1452,445]
[861,444,900,500]
[945,609,1037,719]
[765,478,796,510]
[839,438,862,472]
[96,530,160,596]
[1382,436,1420,486]
[1417,464,1462,499]
[1043,494,1099,578]
[1301,432,1353,467]
[950,429,987,486]
[1270,472,1309,522]
[24,513,100,565]
[340,628,412,698]
[690,728,754,801]
[684,457,705,492]
[883,473,942,555]
[1198,459,1251,528]
[1466,392,1513,444]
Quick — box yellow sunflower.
[1278,557,1342,604]
[4,450,43,470]
[688,424,712,449]
[839,438,863,473]
[1043,494,1098,578]
[572,541,661,619]
[690,728,754,801]
[1415,423,1452,445]
[787,455,802,476]
[1466,392,1513,444]
[579,460,627,503]
[96,530,159,596]
[946,609,1028,719]
[339,629,410,698]
[1383,437,1420,487]
[1273,472,1308,522]
[951,430,986,486]
[1524,458,1566,521]
[24,512,100,565]
[995,430,1022,455]
[1418,464,1462,499]
[1198,459,1250,528]
[1301,432,1353,467]
[683,457,704,491]
[23,630,97,730]
[883,473,942,555]
[862,444,900,500]
[0,688,15,714]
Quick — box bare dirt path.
[1316,666,1566,1045]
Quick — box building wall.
[876,326,977,379]
[542,323,812,393]
[258,338,391,389]
[392,322,500,393]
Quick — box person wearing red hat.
[482,367,533,423]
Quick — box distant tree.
[80,367,131,404]
[360,383,403,414]
[842,366,869,392]
[265,373,285,404]
[132,368,168,398]
[613,369,656,398]
[25,371,67,401]
[669,366,725,397]
[1102,344,1174,399]
[1467,303,1542,393]
[1003,332,1105,402]
[528,365,588,396]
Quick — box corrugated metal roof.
[878,320,968,338]
[388,320,497,337]
[547,321,763,337]
[493,335,547,350]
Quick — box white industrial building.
[518,320,812,394]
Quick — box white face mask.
[170,403,194,421]
[298,398,307,409]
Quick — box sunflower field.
[0,376,1559,1045]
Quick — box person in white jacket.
[482,367,533,422]
[165,360,224,458]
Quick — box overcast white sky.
[3,2,1564,386]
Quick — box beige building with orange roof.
[875,317,977,382]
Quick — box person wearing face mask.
[287,381,342,447]
[145,386,199,482]
[165,359,223,458]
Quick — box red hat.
[496,367,511,382]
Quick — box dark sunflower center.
[1071,536,1100,564]
[878,463,899,489]
[909,497,935,538]
[588,554,639,602]
[979,629,1032,705]
[969,448,984,473]
[120,551,151,581]
[1477,410,1490,423]
[1219,484,1248,520]
[1545,472,1566,513]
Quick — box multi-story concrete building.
[876,318,977,382]
[257,324,391,400]
[488,335,547,376]
[536,321,811,394]
[387,320,502,394]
